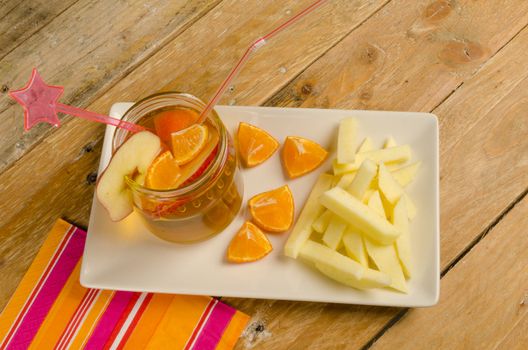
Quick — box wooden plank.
[90,0,391,112]
[232,301,399,350]
[266,0,528,111]
[0,0,222,172]
[436,70,528,270]
[371,197,528,349]
[0,1,22,20]
[0,0,79,59]
[495,312,528,350]
[0,0,389,309]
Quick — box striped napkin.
[0,219,249,349]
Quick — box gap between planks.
[0,0,82,61]
[0,2,23,21]
[360,187,528,350]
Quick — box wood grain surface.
[0,0,78,59]
[371,197,528,349]
[1,0,527,349]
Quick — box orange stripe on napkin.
[145,295,212,349]
[121,293,173,350]
[0,219,71,340]
[115,293,153,349]
[27,261,87,349]
[215,311,250,350]
[67,290,114,349]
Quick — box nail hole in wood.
[86,172,98,185]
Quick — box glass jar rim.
[112,91,228,199]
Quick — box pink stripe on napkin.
[4,226,85,349]
[83,291,136,349]
[192,299,237,350]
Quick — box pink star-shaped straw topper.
[9,68,146,133]
[9,69,64,131]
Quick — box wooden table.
[1,1,527,348]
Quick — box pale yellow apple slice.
[284,173,334,258]
[322,215,347,250]
[346,159,377,199]
[320,187,401,245]
[300,240,390,289]
[333,145,411,175]
[366,191,408,292]
[383,136,397,148]
[362,189,375,204]
[335,172,356,189]
[364,239,408,293]
[356,137,373,153]
[378,163,404,205]
[337,118,357,164]
[97,131,161,221]
[332,159,358,176]
[342,228,368,267]
[312,210,332,233]
[299,240,364,280]
[393,198,412,278]
[368,190,386,218]
[358,145,411,165]
[391,162,421,188]
[316,262,391,289]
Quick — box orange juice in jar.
[112,92,243,243]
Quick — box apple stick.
[320,187,401,245]
[284,173,334,258]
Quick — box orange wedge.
[145,151,182,190]
[237,122,279,167]
[249,185,294,232]
[172,128,219,188]
[154,109,199,145]
[282,136,328,179]
[227,221,272,263]
[171,124,208,165]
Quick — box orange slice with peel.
[282,136,328,178]
[237,122,279,167]
[144,151,182,190]
[171,124,208,165]
[154,109,199,144]
[227,221,272,263]
[249,185,294,232]
[172,127,219,188]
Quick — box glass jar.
[112,92,243,243]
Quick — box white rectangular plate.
[81,104,439,307]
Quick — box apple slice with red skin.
[97,131,161,221]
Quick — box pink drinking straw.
[9,68,146,133]
[198,0,328,123]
